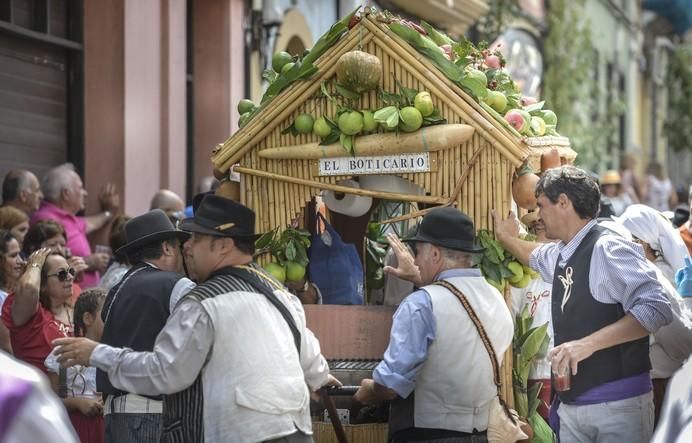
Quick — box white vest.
[414,276,514,433]
[197,287,327,442]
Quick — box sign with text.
[317,153,433,176]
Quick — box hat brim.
[116,230,191,255]
[179,218,262,240]
[403,233,485,253]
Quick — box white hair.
[440,246,477,267]
[42,163,77,203]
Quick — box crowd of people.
[0,162,691,443]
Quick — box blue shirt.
[530,220,673,332]
[373,268,483,398]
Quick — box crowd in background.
[0,160,691,443]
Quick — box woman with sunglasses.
[1,248,75,374]
[24,220,89,300]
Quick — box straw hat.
[600,170,621,185]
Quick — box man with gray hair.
[354,207,514,441]
[31,163,119,288]
[1,169,43,215]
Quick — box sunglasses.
[47,268,76,282]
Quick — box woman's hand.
[26,248,52,270]
[74,397,104,417]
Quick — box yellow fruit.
[294,114,314,134]
[399,106,423,132]
[313,117,331,138]
[237,99,256,115]
[338,111,364,135]
[272,51,292,73]
[361,110,377,132]
[414,91,434,117]
[285,261,306,282]
[507,261,524,280]
[513,274,532,288]
[264,262,286,283]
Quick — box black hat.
[192,191,214,214]
[180,194,260,239]
[405,207,484,253]
[117,209,191,255]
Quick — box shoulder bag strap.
[432,280,502,394]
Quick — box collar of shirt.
[435,268,482,280]
[37,201,78,222]
[557,219,598,267]
[144,261,160,270]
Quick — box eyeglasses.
[47,268,76,282]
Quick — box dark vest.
[97,263,183,398]
[160,265,269,443]
[551,225,650,403]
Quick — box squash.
[335,50,382,94]
[540,148,561,172]
[512,164,540,210]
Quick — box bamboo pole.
[379,144,485,224]
[234,166,449,204]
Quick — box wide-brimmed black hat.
[404,207,484,253]
[180,194,260,239]
[116,209,191,255]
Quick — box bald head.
[150,189,185,216]
[2,169,43,214]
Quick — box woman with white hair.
[614,204,692,423]
[614,204,689,283]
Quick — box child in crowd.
[45,288,106,443]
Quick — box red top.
[1,292,73,374]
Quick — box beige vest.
[199,288,315,442]
[414,276,514,433]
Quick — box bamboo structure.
[210,10,578,406]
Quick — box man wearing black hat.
[353,207,514,442]
[97,209,194,443]
[54,195,339,443]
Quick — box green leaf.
[528,382,542,416]
[285,241,297,261]
[320,130,341,146]
[378,88,403,106]
[460,72,488,100]
[374,106,400,128]
[519,323,549,367]
[254,229,276,250]
[420,20,453,46]
[395,79,418,106]
[281,124,299,136]
[340,134,354,154]
[525,101,546,113]
[335,83,361,101]
[262,69,278,84]
[529,412,556,443]
[422,108,447,126]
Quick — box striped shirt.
[530,219,673,332]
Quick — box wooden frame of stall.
[212,10,575,423]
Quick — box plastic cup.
[552,365,571,392]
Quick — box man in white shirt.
[54,195,339,443]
